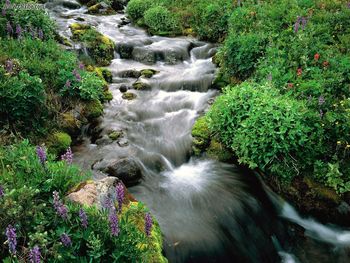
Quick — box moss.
[47,132,72,156]
[83,100,104,119]
[87,3,101,13]
[140,69,158,78]
[103,90,113,102]
[122,92,137,100]
[95,67,113,83]
[60,112,82,136]
[191,116,211,155]
[212,71,229,90]
[132,81,151,90]
[183,27,194,36]
[304,177,341,203]
[108,130,123,140]
[206,139,232,162]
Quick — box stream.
[47,1,350,262]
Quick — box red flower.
[287,83,294,89]
[314,53,320,61]
[323,61,329,68]
[297,68,302,76]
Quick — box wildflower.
[337,141,342,145]
[287,83,294,89]
[79,208,88,229]
[16,24,22,38]
[2,8,6,16]
[318,96,325,106]
[144,212,153,237]
[109,211,119,236]
[115,182,124,213]
[78,62,85,70]
[64,80,71,88]
[53,191,68,219]
[103,196,114,210]
[5,225,17,255]
[61,147,73,164]
[60,233,72,247]
[5,59,13,73]
[5,0,11,7]
[6,22,13,35]
[297,68,302,77]
[29,246,41,263]
[319,109,323,118]
[0,185,4,198]
[301,17,308,30]
[72,69,81,82]
[294,16,301,33]
[314,53,320,61]
[38,29,44,40]
[36,146,46,165]
[323,61,329,68]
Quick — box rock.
[95,67,113,83]
[82,100,104,119]
[103,90,113,102]
[132,81,151,90]
[75,17,85,22]
[60,112,82,136]
[117,138,129,147]
[108,130,123,140]
[206,139,232,162]
[105,158,143,186]
[119,84,128,93]
[119,69,141,78]
[47,132,72,156]
[67,180,97,206]
[111,0,128,11]
[87,2,114,15]
[140,69,158,78]
[191,116,211,155]
[62,0,81,9]
[122,92,137,100]
[116,43,134,59]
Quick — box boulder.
[132,81,151,90]
[62,0,81,9]
[105,158,143,186]
[108,130,123,140]
[119,84,129,93]
[122,92,137,100]
[119,69,141,78]
[116,43,134,59]
[111,0,129,11]
[140,69,158,78]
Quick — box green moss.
[103,90,113,102]
[132,81,151,90]
[140,69,158,78]
[108,130,123,140]
[95,67,113,83]
[122,92,137,100]
[206,139,232,162]
[60,112,82,136]
[83,100,104,119]
[47,132,72,156]
[191,116,211,155]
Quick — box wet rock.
[105,158,143,186]
[191,116,211,156]
[95,67,113,83]
[88,2,114,15]
[111,0,129,11]
[119,84,128,93]
[60,111,82,136]
[117,138,129,147]
[132,81,151,90]
[75,17,85,22]
[108,130,123,140]
[82,100,104,120]
[140,69,158,78]
[116,43,134,59]
[122,92,137,100]
[119,69,141,78]
[62,0,81,9]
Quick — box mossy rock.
[140,69,158,78]
[70,23,115,66]
[47,132,72,156]
[88,3,115,15]
[132,81,151,90]
[183,27,194,36]
[95,67,113,83]
[83,100,104,119]
[108,130,123,140]
[206,139,232,162]
[103,90,113,102]
[60,112,82,136]
[212,71,229,90]
[191,116,211,155]
[122,92,137,100]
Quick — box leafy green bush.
[144,6,181,35]
[207,83,324,181]
[126,0,155,22]
[0,70,46,129]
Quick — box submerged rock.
[105,158,143,186]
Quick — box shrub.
[126,0,155,22]
[144,6,181,35]
[207,83,324,181]
[0,70,46,129]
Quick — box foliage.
[0,141,166,262]
[126,0,155,22]
[47,132,72,156]
[207,83,325,181]
[144,6,181,35]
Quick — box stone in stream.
[140,69,159,78]
[119,84,129,93]
[108,130,123,141]
[62,0,81,9]
[111,0,129,11]
[104,158,143,186]
[116,43,134,59]
[122,92,137,100]
[118,69,141,78]
[132,81,151,90]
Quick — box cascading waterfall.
[47,1,350,262]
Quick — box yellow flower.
[337,141,341,145]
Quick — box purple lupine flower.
[29,246,41,263]
[5,225,17,255]
[36,146,46,165]
[53,191,68,219]
[294,16,301,33]
[75,73,81,82]
[301,17,308,30]
[5,0,11,7]
[318,95,325,106]
[38,29,44,40]
[61,147,73,165]
[103,196,114,210]
[79,208,88,229]
[144,212,153,237]
[64,80,71,88]
[60,233,72,247]
[109,211,119,236]
[16,24,22,38]
[6,22,13,35]
[5,59,13,73]
[319,109,324,118]
[0,185,4,198]
[115,182,124,213]
[78,62,85,70]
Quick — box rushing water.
[47,1,350,262]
